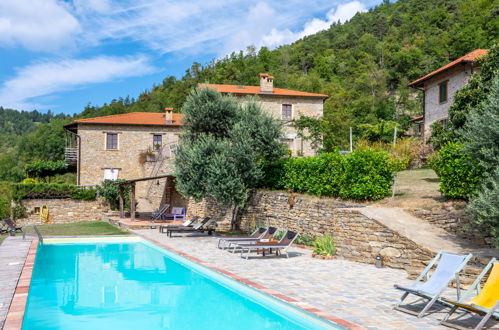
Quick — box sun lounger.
[237,230,299,259]
[441,258,498,330]
[158,216,199,233]
[224,227,279,251]
[216,227,266,249]
[2,218,23,235]
[167,218,214,237]
[151,204,170,221]
[394,251,472,318]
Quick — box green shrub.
[340,149,395,200]
[259,159,288,189]
[12,183,96,201]
[313,233,336,256]
[429,142,483,199]
[294,234,316,246]
[0,198,10,218]
[467,169,499,247]
[277,149,394,200]
[21,178,39,184]
[97,179,130,210]
[25,160,69,180]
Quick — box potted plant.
[312,233,336,260]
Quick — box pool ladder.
[23,224,44,244]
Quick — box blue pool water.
[22,238,341,329]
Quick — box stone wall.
[187,191,436,271]
[408,201,492,247]
[78,123,180,199]
[17,198,108,226]
[236,95,324,156]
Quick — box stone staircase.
[357,206,499,284]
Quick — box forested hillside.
[0,0,497,182]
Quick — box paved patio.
[0,237,33,329]
[135,229,498,330]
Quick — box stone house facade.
[64,110,186,210]
[64,76,326,210]
[409,49,487,140]
[200,73,328,156]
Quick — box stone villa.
[409,49,488,139]
[200,73,328,156]
[63,74,327,211]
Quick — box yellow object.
[40,205,50,224]
[451,263,499,312]
[467,263,499,310]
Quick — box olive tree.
[174,87,284,230]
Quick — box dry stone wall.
[187,191,436,271]
[408,201,492,247]
[17,198,108,226]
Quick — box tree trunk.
[230,205,240,231]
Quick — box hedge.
[12,183,97,202]
[266,149,395,201]
[429,142,483,199]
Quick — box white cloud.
[0,56,155,109]
[263,1,367,48]
[0,0,371,54]
[0,0,81,51]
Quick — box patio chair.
[159,216,199,233]
[164,207,186,221]
[225,227,280,252]
[2,218,23,235]
[167,217,214,237]
[216,227,267,249]
[441,258,498,330]
[151,204,170,221]
[394,251,472,318]
[238,230,299,260]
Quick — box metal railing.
[22,224,44,244]
[65,147,78,165]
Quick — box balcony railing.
[65,147,78,165]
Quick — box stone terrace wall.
[187,191,435,272]
[408,201,492,247]
[17,198,108,226]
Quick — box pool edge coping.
[4,239,38,330]
[136,233,365,330]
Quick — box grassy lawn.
[1,222,128,245]
[376,168,442,208]
[36,221,129,236]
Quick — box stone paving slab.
[0,237,33,329]
[135,230,499,330]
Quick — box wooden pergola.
[116,174,171,221]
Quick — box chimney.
[165,107,173,124]
[259,73,273,93]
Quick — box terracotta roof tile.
[72,112,184,126]
[199,83,328,98]
[409,49,488,87]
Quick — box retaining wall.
[17,198,108,225]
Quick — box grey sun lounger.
[237,230,299,259]
[217,227,271,249]
[151,204,170,221]
[225,227,279,252]
[167,218,214,237]
[2,218,23,235]
[159,216,199,233]
[394,251,472,318]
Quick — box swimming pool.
[22,237,343,329]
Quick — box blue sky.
[0,0,382,115]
